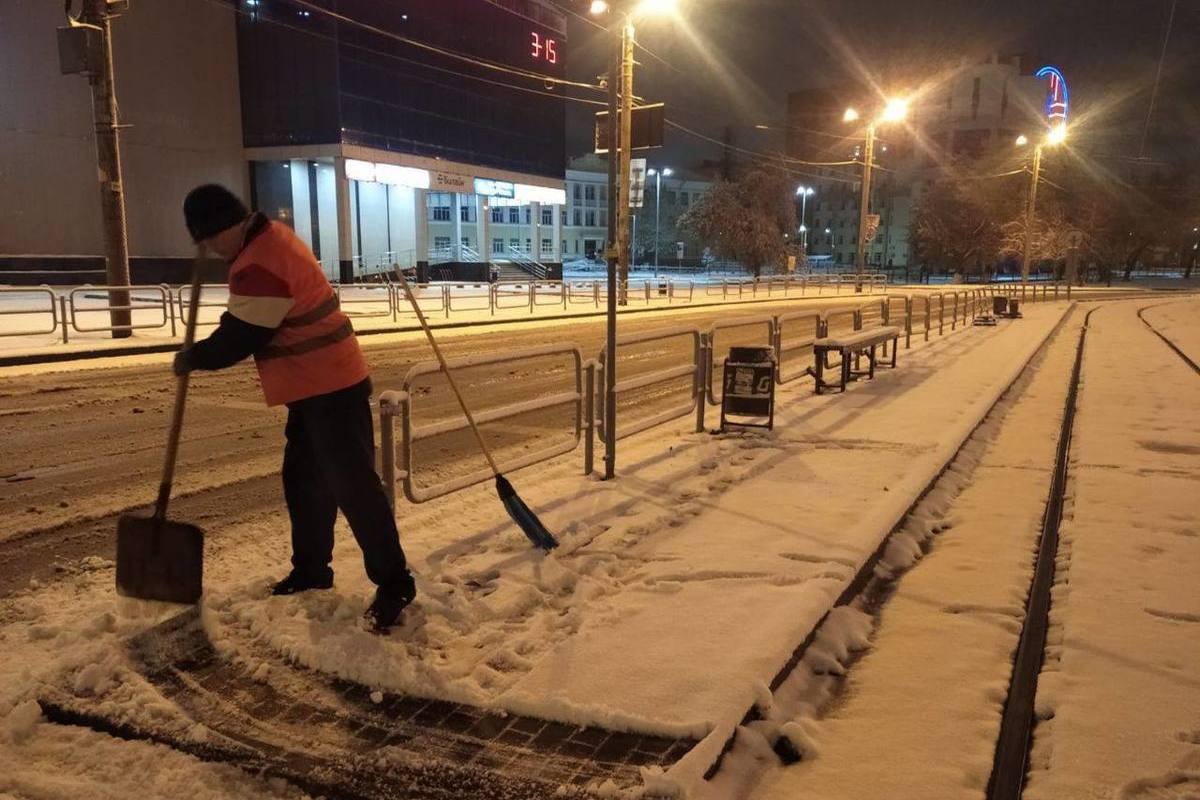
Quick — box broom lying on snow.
[392,268,558,551]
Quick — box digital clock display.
[530,31,558,64]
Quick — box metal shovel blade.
[115,513,204,604]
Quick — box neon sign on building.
[1036,66,1069,126]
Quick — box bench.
[813,325,901,394]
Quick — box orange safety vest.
[228,221,369,406]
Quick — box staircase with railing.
[499,246,548,280]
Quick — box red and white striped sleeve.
[228,263,295,329]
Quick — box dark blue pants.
[282,379,412,593]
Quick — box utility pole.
[616,20,635,307]
[603,36,620,480]
[1021,144,1044,288]
[79,0,133,337]
[853,124,876,291]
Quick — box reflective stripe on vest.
[278,293,339,328]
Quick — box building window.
[585,210,596,226]
[599,185,607,203]
[664,190,677,206]
[541,207,553,225]
[491,207,504,223]
[584,185,595,202]
[433,236,451,249]
[432,206,451,222]
[562,239,567,254]
[525,238,532,252]
[508,207,520,224]
[509,237,519,251]
[461,237,470,249]
[541,238,552,254]
[573,210,582,226]
[574,240,580,254]
[573,184,581,201]
[598,209,607,227]
[493,238,504,254]
[680,192,689,207]
[429,192,452,222]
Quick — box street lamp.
[845,97,909,289]
[796,185,815,253]
[648,167,673,274]
[1016,124,1069,287]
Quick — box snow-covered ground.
[1,296,1196,799]
[730,301,1082,800]
[0,302,1065,796]
[1025,298,1200,800]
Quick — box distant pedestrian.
[175,184,415,631]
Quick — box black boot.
[363,579,416,632]
[271,569,334,596]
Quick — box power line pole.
[603,35,620,480]
[616,20,635,308]
[853,123,876,291]
[77,0,133,337]
[1021,145,1044,288]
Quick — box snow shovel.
[392,268,558,551]
[115,256,205,602]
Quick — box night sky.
[562,0,1200,168]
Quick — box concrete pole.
[603,30,621,481]
[333,157,354,283]
[414,188,429,274]
[552,204,563,264]
[476,194,489,273]
[1021,145,1043,288]
[81,0,132,337]
[453,192,463,261]
[854,123,876,291]
[616,20,635,306]
[532,201,542,264]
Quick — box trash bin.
[657,280,669,297]
[1007,299,1021,317]
[720,346,775,432]
[992,296,1008,316]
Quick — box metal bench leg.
[841,351,851,391]
[815,349,825,394]
[890,337,898,368]
[868,345,877,379]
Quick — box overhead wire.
[284,0,605,92]
[200,0,608,107]
[665,119,860,169]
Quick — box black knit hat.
[183,184,249,243]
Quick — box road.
[0,295,868,596]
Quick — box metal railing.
[335,283,396,320]
[0,287,59,338]
[66,284,174,338]
[774,310,822,384]
[175,283,228,328]
[599,326,706,441]
[378,344,589,506]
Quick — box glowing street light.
[589,0,609,13]
[880,97,910,123]
[796,185,815,252]
[842,107,860,123]
[1046,122,1068,146]
[1015,134,1030,147]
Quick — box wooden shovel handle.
[154,254,204,520]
